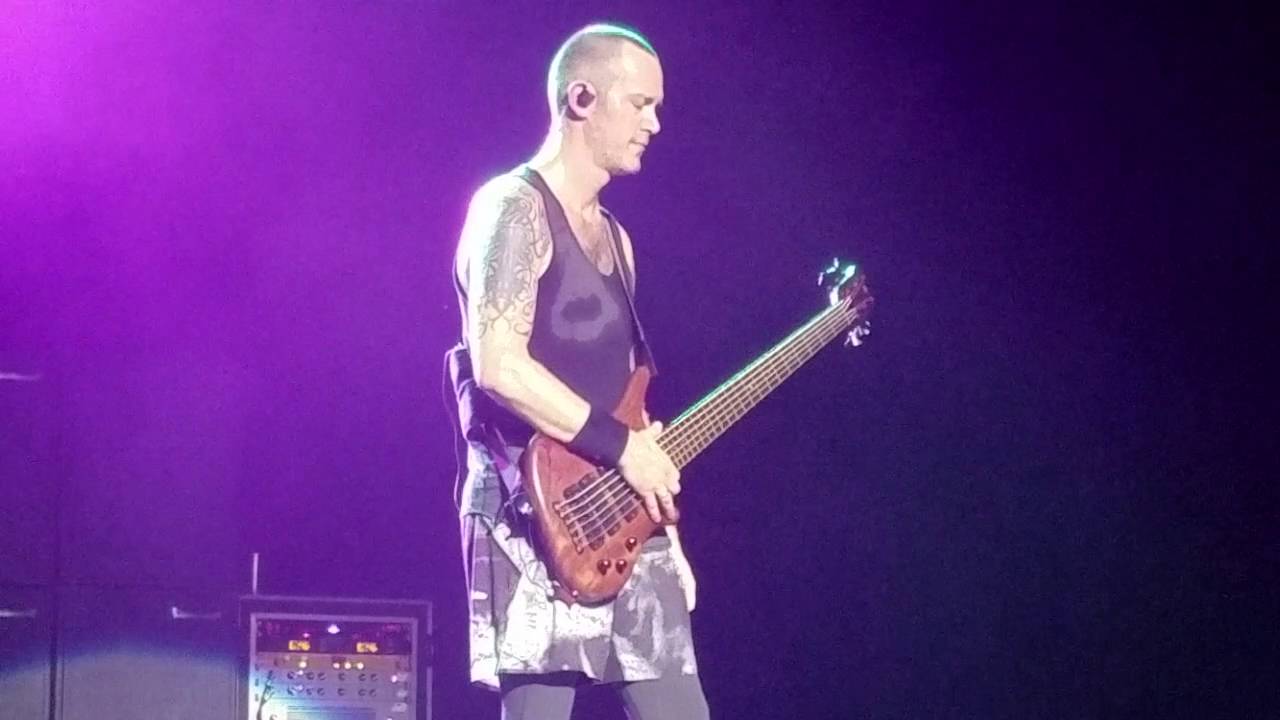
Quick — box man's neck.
[528,125,609,221]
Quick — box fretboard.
[658,297,857,469]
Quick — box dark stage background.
[1,2,1271,718]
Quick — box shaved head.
[547,24,658,117]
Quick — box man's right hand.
[617,421,681,524]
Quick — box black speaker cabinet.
[57,356,246,590]
[0,370,59,587]
[0,586,54,720]
[55,586,237,720]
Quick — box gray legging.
[500,671,710,720]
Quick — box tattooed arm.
[458,177,593,442]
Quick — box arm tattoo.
[474,187,550,338]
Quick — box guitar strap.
[601,209,658,376]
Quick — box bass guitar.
[521,259,874,603]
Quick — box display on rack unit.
[254,617,414,656]
[247,612,419,720]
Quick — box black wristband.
[569,406,630,467]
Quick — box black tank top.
[523,168,634,412]
[449,167,652,448]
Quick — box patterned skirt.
[459,442,698,690]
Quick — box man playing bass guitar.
[446,23,708,720]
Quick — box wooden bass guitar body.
[520,367,657,605]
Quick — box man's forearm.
[474,350,596,444]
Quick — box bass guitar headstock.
[819,258,874,347]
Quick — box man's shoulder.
[459,170,551,263]
[470,169,541,210]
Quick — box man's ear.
[566,81,598,120]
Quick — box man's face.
[589,45,664,176]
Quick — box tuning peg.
[818,257,843,285]
[845,323,871,347]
